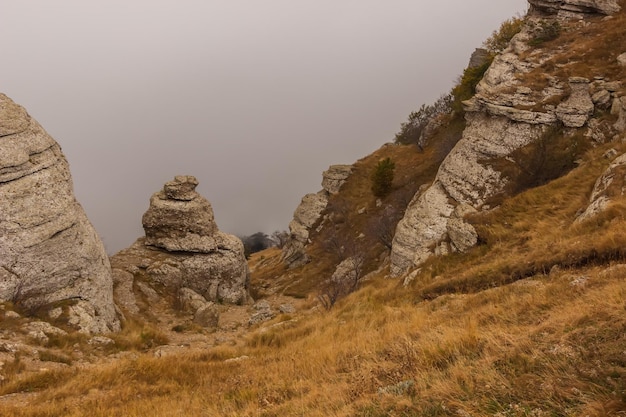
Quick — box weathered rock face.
[142,175,219,252]
[112,177,250,307]
[322,165,353,195]
[390,4,625,275]
[281,165,352,269]
[556,78,594,128]
[529,0,621,16]
[577,153,626,222]
[0,93,119,333]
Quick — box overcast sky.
[2,0,527,254]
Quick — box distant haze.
[2,0,527,254]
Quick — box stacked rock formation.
[111,176,250,316]
[282,165,352,268]
[0,93,119,333]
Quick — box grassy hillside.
[2,4,626,417]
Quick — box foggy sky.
[2,0,527,254]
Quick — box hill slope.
[1,1,626,416]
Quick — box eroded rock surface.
[390,5,624,275]
[529,0,621,16]
[0,93,119,334]
[577,153,626,222]
[112,177,250,309]
[282,165,352,268]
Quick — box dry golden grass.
[1,260,624,416]
[4,9,626,414]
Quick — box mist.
[1,0,528,253]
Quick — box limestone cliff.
[390,3,626,275]
[0,93,119,333]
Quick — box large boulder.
[0,93,119,333]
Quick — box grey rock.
[282,164,353,269]
[556,78,594,128]
[281,191,329,268]
[112,178,251,306]
[378,380,415,396]
[24,321,67,337]
[614,97,626,132]
[88,336,115,346]
[4,311,20,319]
[577,153,626,222]
[279,304,295,314]
[322,165,353,194]
[177,287,207,314]
[468,48,490,69]
[249,300,274,325]
[0,93,119,334]
[112,269,139,315]
[603,81,622,92]
[618,52,626,67]
[136,282,160,303]
[163,175,199,201]
[447,204,478,253]
[592,90,612,109]
[529,0,621,16]
[193,303,220,329]
[390,26,556,275]
[331,257,364,287]
[142,176,219,253]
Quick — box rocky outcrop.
[529,0,621,17]
[0,93,119,334]
[556,78,594,128]
[577,153,626,222]
[281,165,352,268]
[390,4,625,275]
[111,177,250,307]
[322,165,353,195]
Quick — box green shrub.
[371,158,396,198]
[483,16,525,53]
[451,60,492,112]
[394,94,452,146]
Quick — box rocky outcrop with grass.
[281,164,352,268]
[111,176,250,310]
[390,3,626,275]
[0,93,119,333]
[529,0,621,17]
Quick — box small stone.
[279,304,295,314]
[4,311,20,319]
[603,148,618,159]
[88,336,115,346]
[618,52,626,67]
[592,90,612,108]
[163,175,199,201]
[193,303,220,329]
[48,308,63,320]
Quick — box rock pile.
[0,93,119,333]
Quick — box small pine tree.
[371,158,395,198]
